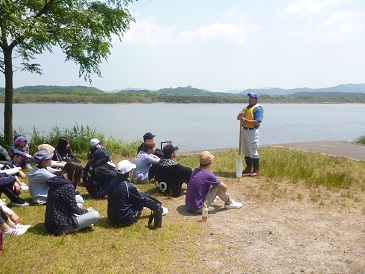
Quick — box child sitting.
[0,199,30,237]
[10,134,32,169]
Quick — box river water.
[1,103,364,152]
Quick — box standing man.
[236,92,264,176]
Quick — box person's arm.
[128,184,145,211]
[62,184,88,215]
[217,182,228,192]
[95,165,117,182]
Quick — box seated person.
[37,144,55,153]
[155,144,192,197]
[28,150,82,206]
[52,136,80,163]
[132,140,160,183]
[87,138,105,160]
[0,199,30,237]
[45,162,100,235]
[0,173,29,206]
[136,132,164,179]
[9,134,32,169]
[185,151,243,213]
[107,160,167,227]
[0,163,27,190]
[84,149,117,199]
[0,145,11,165]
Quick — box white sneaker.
[224,199,243,209]
[3,227,27,237]
[11,224,31,230]
[20,182,29,190]
[162,206,168,216]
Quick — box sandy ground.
[166,176,365,273]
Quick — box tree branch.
[35,0,57,18]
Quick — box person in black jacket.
[107,160,168,227]
[155,144,192,197]
[45,162,100,235]
[84,148,117,199]
[52,136,80,163]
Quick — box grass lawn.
[1,146,364,273]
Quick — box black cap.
[143,132,155,141]
[162,144,179,158]
[93,149,112,160]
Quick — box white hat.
[117,160,136,174]
[90,138,100,147]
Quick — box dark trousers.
[0,183,21,203]
[140,192,161,210]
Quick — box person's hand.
[236,111,244,120]
[10,213,19,224]
[25,153,33,158]
[13,181,21,191]
[137,210,142,216]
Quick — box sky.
[2,0,365,92]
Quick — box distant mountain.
[13,85,103,93]
[289,92,365,98]
[240,84,365,96]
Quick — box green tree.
[0,0,134,144]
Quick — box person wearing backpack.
[107,160,168,228]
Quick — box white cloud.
[316,10,364,40]
[286,0,350,14]
[120,16,260,46]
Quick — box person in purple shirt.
[185,151,243,213]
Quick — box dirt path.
[166,177,365,273]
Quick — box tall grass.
[8,124,140,159]
[355,135,365,145]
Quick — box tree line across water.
[1,89,365,104]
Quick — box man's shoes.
[3,227,27,237]
[224,199,243,209]
[250,169,259,176]
[242,166,251,175]
[20,182,29,190]
[10,200,30,207]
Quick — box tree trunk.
[3,49,13,145]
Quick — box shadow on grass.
[214,171,237,178]
[176,204,227,217]
[27,222,98,236]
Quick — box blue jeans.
[76,209,100,230]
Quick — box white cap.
[90,138,100,147]
[117,160,136,174]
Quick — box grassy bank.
[1,145,364,272]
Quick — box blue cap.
[247,92,259,99]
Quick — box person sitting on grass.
[0,198,30,237]
[0,173,29,207]
[84,148,117,199]
[132,140,160,183]
[155,144,192,197]
[185,151,243,213]
[0,145,11,165]
[45,162,100,235]
[107,160,167,227]
[87,138,106,160]
[52,136,80,163]
[9,134,33,169]
[28,150,84,206]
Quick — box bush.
[355,135,365,145]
